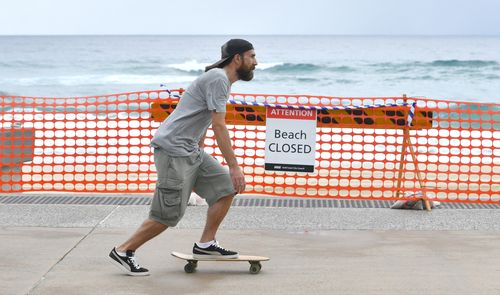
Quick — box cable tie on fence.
[159,87,181,99]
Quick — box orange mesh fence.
[0,90,498,203]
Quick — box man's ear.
[233,54,242,65]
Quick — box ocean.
[1,35,500,103]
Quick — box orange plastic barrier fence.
[0,90,498,203]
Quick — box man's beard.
[237,65,254,81]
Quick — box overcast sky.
[1,0,499,35]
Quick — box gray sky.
[1,0,499,35]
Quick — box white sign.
[264,107,317,172]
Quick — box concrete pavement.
[1,200,500,295]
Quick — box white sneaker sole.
[192,254,239,260]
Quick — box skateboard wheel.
[249,262,261,274]
[184,262,197,273]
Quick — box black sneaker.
[109,248,150,276]
[192,241,239,259]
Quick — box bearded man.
[109,39,258,276]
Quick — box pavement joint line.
[27,205,120,294]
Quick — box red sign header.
[266,107,316,120]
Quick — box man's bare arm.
[211,111,246,193]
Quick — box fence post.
[394,95,431,211]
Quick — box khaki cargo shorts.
[149,148,236,227]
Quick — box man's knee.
[213,194,235,205]
[221,194,236,201]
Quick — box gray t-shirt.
[151,68,231,156]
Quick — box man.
[109,39,258,276]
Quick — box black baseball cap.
[205,39,254,72]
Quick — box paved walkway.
[1,197,500,295]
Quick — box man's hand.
[229,165,246,194]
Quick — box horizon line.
[1,33,500,37]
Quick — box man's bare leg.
[199,195,235,243]
[116,218,168,252]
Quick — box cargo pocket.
[156,177,184,223]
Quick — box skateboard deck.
[171,251,269,274]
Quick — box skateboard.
[171,251,269,274]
